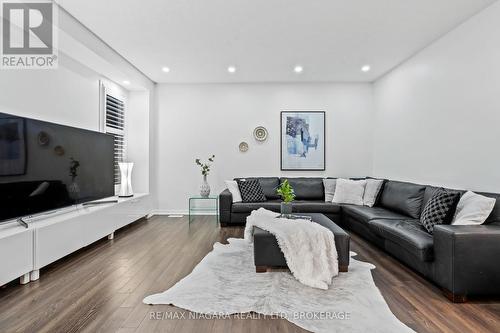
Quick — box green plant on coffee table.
[195,155,215,176]
[277,179,295,203]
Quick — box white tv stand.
[0,193,151,286]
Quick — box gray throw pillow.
[363,179,384,207]
[332,179,367,205]
[323,179,337,202]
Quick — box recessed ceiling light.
[294,65,304,73]
[361,65,371,72]
[162,66,170,73]
[227,66,236,73]
[123,80,130,85]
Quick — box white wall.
[149,89,160,209]
[0,54,105,131]
[372,2,500,192]
[127,91,150,193]
[156,83,374,213]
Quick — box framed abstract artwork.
[280,111,325,171]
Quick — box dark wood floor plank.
[0,215,498,333]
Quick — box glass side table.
[188,195,219,224]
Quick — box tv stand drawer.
[33,194,151,271]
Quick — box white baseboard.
[152,210,187,215]
[151,210,217,216]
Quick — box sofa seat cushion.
[291,201,341,214]
[232,200,281,213]
[342,205,409,224]
[369,219,434,261]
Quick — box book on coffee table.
[277,214,313,221]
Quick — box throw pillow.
[420,189,460,234]
[332,179,367,205]
[323,179,337,202]
[237,179,267,202]
[363,179,384,207]
[452,191,496,225]
[225,180,242,203]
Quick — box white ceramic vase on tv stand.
[118,162,134,197]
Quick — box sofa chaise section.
[342,180,500,302]
[434,223,500,302]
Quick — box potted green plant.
[276,179,295,217]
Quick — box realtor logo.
[1,0,58,69]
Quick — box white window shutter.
[103,91,126,185]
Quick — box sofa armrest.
[219,189,233,224]
[434,224,500,299]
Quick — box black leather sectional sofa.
[219,177,500,302]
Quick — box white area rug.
[143,238,414,333]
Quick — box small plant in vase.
[195,155,215,197]
[68,157,81,201]
[277,179,295,217]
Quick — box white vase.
[200,175,210,197]
[281,202,293,217]
[68,180,80,201]
[119,162,134,197]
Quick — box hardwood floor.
[0,215,499,333]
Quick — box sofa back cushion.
[477,192,500,224]
[235,177,280,200]
[379,180,426,219]
[280,177,324,200]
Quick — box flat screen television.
[0,112,115,223]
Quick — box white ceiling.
[57,0,496,84]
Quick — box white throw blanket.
[244,208,338,289]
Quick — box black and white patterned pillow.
[420,189,460,234]
[237,179,267,202]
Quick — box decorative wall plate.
[239,142,249,152]
[54,145,65,156]
[37,131,50,146]
[253,126,268,142]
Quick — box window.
[101,83,126,185]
